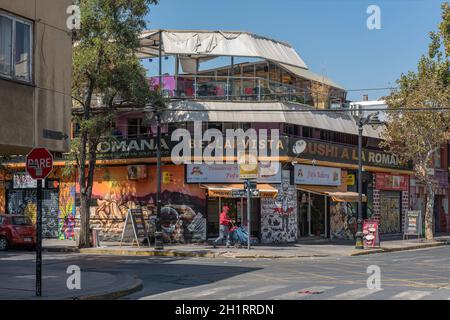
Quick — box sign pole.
[36,178,42,297]
[26,148,53,298]
[246,179,251,250]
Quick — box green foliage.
[380,3,450,239]
[70,0,161,247]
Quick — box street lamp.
[144,105,164,250]
[353,109,383,249]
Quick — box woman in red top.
[214,206,233,248]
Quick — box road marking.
[273,286,335,300]
[223,285,287,299]
[329,287,382,300]
[140,284,246,300]
[392,290,432,300]
[187,285,247,298]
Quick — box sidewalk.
[43,235,450,259]
[0,255,142,300]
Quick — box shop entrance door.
[207,197,260,239]
[379,191,401,234]
[310,193,325,236]
[434,195,443,234]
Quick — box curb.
[73,277,143,300]
[78,248,217,258]
[79,248,329,259]
[43,247,80,253]
[350,241,448,256]
[45,240,450,259]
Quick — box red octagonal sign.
[26,148,54,180]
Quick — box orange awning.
[201,184,278,198]
[296,185,367,203]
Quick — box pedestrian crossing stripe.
[141,284,448,300]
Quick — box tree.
[380,3,450,240]
[71,0,161,248]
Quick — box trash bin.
[91,228,101,248]
[74,228,81,247]
[74,227,100,247]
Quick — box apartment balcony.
[150,75,346,109]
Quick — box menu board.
[120,208,150,247]
[403,210,422,238]
[363,220,380,248]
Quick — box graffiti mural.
[330,202,357,240]
[7,189,59,238]
[260,170,298,243]
[83,165,206,242]
[58,182,76,240]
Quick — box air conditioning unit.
[127,165,148,180]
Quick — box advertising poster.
[404,210,422,238]
[363,219,380,248]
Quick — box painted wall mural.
[260,170,298,243]
[58,181,76,240]
[83,164,206,242]
[330,202,357,240]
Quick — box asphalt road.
[1,246,450,300]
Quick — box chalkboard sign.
[403,210,422,239]
[120,208,150,247]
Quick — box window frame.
[0,11,33,84]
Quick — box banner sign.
[186,163,281,184]
[375,173,409,191]
[363,219,380,248]
[94,135,410,170]
[294,164,341,186]
[403,210,422,237]
[290,138,410,170]
[13,173,43,189]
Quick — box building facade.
[1,29,448,244]
[0,0,72,155]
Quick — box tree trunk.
[79,192,91,248]
[424,183,435,240]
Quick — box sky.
[143,0,446,102]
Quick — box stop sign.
[26,148,54,180]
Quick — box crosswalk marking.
[329,287,382,300]
[189,285,246,298]
[141,285,445,301]
[273,286,335,300]
[222,285,287,299]
[392,290,432,300]
[140,284,246,300]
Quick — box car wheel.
[0,237,8,251]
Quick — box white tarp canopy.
[161,100,383,139]
[137,30,308,71]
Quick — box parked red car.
[0,215,36,251]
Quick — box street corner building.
[0,29,448,244]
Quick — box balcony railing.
[150,75,345,108]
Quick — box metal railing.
[149,75,346,108]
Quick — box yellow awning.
[296,185,367,203]
[201,184,278,198]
